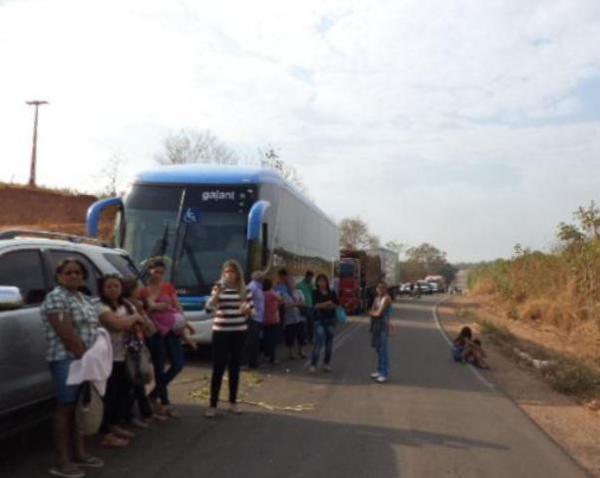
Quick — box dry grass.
[457,302,600,402]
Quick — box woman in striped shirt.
[205,260,254,418]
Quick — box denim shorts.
[49,359,81,405]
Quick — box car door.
[0,249,53,414]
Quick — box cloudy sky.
[1,0,600,262]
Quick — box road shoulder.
[436,296,600,478]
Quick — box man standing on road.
[297,270,315,343]
[245,271,265,368]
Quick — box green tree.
[339,217,380,250]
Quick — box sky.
[1,0,600,262]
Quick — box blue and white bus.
[87,164,339,343]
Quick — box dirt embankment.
[0,185,116,240]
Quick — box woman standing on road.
[40,259,104,478]
[97,275,144,447]
[204,260,254,418]
[140,258,185,418]
[309,274,338,373]
[369,282,392,383]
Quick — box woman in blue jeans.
[369,282,392,383]
[40,258,104,478]
[309,274,338,373]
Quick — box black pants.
[210,331,247,408]
[284,322,306,348]
[262,325,280,363]
[147,332,185,405]
[244,320,262,368]
[128,384,153,420]
[100,361,132,434]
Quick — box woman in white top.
[204,260,254,418]
[97,275,144,447]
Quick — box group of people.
[39,257,394,478]
[41,257,190,478]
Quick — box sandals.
[49,465,85,478]
[73,456,104,468]
[99,433,130,448]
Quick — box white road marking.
[432,296,496,391]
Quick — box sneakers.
[49,464,85,478]
[322,364,332,373]
[375,375,388,383]
[308,365,317,373]
[74,456,104,468]
[228,403,242,415]
[204,407,217,419]
[370,372,380,379]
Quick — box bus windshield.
[122,184,257,296]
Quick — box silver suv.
[0,230,139,419]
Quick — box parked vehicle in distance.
[339,249,382,313]
[0,230,139,420]
[425,274,446,293]
[427,281,440,293]
[399,282,412,295]
[367,247,399,297]
[417,280,433,295]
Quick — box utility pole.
[26,100,49,187]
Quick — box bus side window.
[262,223,269,267]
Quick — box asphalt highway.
[0,296,588,478]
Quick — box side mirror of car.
[0,286,24,311]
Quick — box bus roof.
[134,164,284,186]
[133,164,337,227]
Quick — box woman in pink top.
[140,258,185,417]
[262,278,283,364]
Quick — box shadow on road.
[0,402,508,478]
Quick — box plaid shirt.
[40,286,99,362]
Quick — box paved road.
[0,296,589,477]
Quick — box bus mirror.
[86,197,124,238]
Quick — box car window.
[102,253,139,280]
[0,250,48,305]
[47,250,100,297]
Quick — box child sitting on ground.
[464,338,490,369]
[452,326,472,362]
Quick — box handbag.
[125,336,153,386]
[172,312,186,333]
[336,306,348,324]
[75,382,103,436]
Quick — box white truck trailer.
[367,247,400,297]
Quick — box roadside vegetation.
[466,202,600,401]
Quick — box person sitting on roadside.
[464,338,490,369]
[40,258,104,478]
[97,275,144,448]
[452,326,472,362]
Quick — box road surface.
[0,296,588,477]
